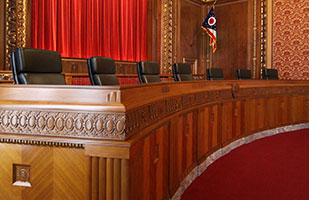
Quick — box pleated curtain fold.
[31,0,148,61]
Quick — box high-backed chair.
[262,68,279,80]
[236,69,252,80]
[206,68,224,80]
[11,47,65,84]
[137,61,161,84]
[10,50,19,84]
[87,56,119,85]
[172,63,193,81]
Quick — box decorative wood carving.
[5,0,17,70]
[260,0,267,69]
[0,71,13,82]
[161,0,175,74]
[4,0,27,70]
[0,81,308,200]
[124,83,309,138]
[0,137,84,148]
[232,83,240,98]
[0,109,126,140]
[253,0,258,78]
[12,164,31,187]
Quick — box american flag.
[202,7,217,52]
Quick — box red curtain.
[31,0,148,61]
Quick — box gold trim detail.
[253,0,257,78]
[5,0,17,70]
[17,0,27,48]
[5,0,27,70]
[0,137,84,148]
[260,0,267,69]
[161,0,174,74]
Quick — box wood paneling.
[0,144,85,200]
[255,98,266,130]
[213,0,254,79]
[0,0,4,70]
[85,156,129,200]
[62,58,138,75]
[177,0,204,74]
[198,104,221,162]
[169,110,197,195]
[291,96,304,124]
[130,123,169,200]
[305,96,309,121]
[279,96,289,126]
[0,0,267,80]
[222,100,244,144]
[0,80,309,199]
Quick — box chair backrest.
[235,69,252,80]
[206,68,224,80]
[173,63,193,81]
[137,61,161,84]
[11,47,65,84]
[262,68,279,80]
[10,51,19,84]
[87,56,119,85]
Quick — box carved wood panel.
[0,143,85,200]
[0,109,126,141]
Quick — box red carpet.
[181,129,309,200]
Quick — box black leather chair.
[137,61,161,83]
[236,69,252,80]
[11,47,65,84]
[262,68,279,80]
[206,68,224,80]
[10,51,18,84]
[173,63,193,81]
[87,56,119,85]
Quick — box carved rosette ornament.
[0,110,126,140]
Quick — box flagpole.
[213,0,217,9]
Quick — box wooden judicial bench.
[0,80,309,200]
